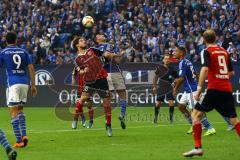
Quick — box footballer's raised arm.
[103,51,121,59]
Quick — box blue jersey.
[97,43,121,73]
[178,59,197,93]
[0,45,32,87]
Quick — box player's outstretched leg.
[201,114,216,136]
[10,107,24,148]
[153,101,161,124]
[0,128,17,160]
[86,100,94,129]
[183,109,204,157]
[18,106,28,147]
[103,98,112,137]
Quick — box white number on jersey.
[13,54,22,69]
[218,55,228,74]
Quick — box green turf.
[0,107,240,160]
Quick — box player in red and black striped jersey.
[71,66,94,129]
[72,36,120,137]
[183,29,240,157]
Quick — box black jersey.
[155,65,178,84]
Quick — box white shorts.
[179,91,197,109]
[6,84,29,107]
[107,72,126,91]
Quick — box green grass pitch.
[0,107,240,160]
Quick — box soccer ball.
[50,0,58,4]
[82,16,94,28]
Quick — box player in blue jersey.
[95,34,127,129]
[0,32,37,148]
[173,46,216,136]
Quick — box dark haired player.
[153,54,177,124]
[72,36,119,137]
[183,29,240,157]
[0,32,37,148]
[95,34,127,129]
[173,46,216,136]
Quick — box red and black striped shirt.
[75,48,108,83]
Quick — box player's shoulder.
[97,43,107,50]
[179,59,184,67]
[1,46,26,53]
[185,58,194,66]
[205,44,225,52]
[180,58,190,65]
[200,48,208,55]
[0,46,12,54]
[200,48,210,62]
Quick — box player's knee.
[192,109,203,123]
[178,104,186,113]
[229,117,239,126]
[80,96,88,103]
[10,107,19,118]
[18,106,24,112]
[102,98,111,107]
[168,101,174,107]
[117,90,127,99]
[86,101,92,108]
[156,101,161,107]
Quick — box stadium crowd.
[0,0,239,64]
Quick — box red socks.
[193,122,202,148]
[235,122,240,136]
[104,106,111,125]
[74,101,83,119]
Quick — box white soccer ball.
[82,16,94,28]
[50,0,58,4]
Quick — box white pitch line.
[3,121,226,134]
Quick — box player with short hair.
[0,129,17,160]
[173,46,216,136]
[183,29,240,157]
[153,54,177,124]
[0,31,37,148]
[95,34,127,129]
[72,36,118,137]
[71,65,94,129]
